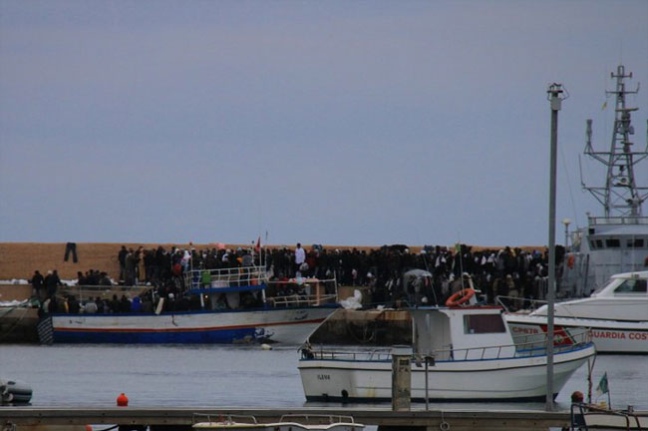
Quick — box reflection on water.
[2,344,646,410]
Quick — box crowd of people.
[31,242,559,315]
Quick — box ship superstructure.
[563,65,648,296]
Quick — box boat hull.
[506,314,648,354]
[298,344,596,403]
[48,306,336,345]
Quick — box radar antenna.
[583,65,648,217]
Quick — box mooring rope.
[0,306,30,342]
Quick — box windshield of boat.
[612,278,647,294]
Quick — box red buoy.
[116,392,129,407]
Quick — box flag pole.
[596,372,611,409]
[607,377,611,409]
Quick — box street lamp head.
[562,218,571,227]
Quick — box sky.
[1,1,647,249]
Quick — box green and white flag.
[596,372,609,396]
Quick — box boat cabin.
[410,306,516,361]
[532,270,648,322]
[591,270,648,297]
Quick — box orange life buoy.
[445,288,476,307]
[567,253,575,269]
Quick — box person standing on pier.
[30,270,44,301]
[44,270,62,299]
[294,243,306,277]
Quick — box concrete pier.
[0,406,581,431]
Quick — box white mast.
[583,65,648,218]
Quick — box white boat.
[39,266,340,345]
[192,414,364,430]
[569,403,648,430]
[298,293,596,403]
[561,64,648,298]
[0,378,32,405]
[506,270,648,354]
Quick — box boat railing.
[268,293,338,308]
[192,412,259,424]
[266,277,340,306]
[57,284,151,303]
[587,215,648,226]
[304,329,592,362]
[511,326,593,354]
[570,402,647,431]
[279,414,360,425]
[185,266,270,290]
[430,330,591,360]
[304,346,394,361]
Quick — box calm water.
[1,344,646,411]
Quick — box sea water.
[1,344,646,410]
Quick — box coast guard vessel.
[505,66,648,355]
[562,65,648,297]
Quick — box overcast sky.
[1,1,647,249]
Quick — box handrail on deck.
[192,413,259,424]
[185,265,269,289]
[279,414,359,424]
[306,329,592,363]
[269,293,337,307]
[570,402,646,431]
[588,215,648,226]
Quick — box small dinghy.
[569,403,648,430]
[0,378,33,405]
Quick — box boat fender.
[567,254,575,269]
[155,298,164,315]
[445,288,475,307]
[116,393,129,407]
[0,379,33,405]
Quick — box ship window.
[605,238,621,248]
[626,239,645,248]
[590,239,603,249]
[614,279,648,294]
[464,314,506,334]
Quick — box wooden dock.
[0,406,578,431]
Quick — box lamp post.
[546,82,567,412]
[562,218,571,250]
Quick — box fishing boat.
[298,290,596,403]
[561,64,648,298]
[569,403,648,430]
[192,413,364,430]
[38,265,340,345]
[506,270,648,354]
